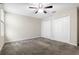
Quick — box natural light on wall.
[0,4,5,51]
[0,9,5,38]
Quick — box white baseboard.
[5,36,77,46]
[41,37,77,46]
[5,36,41,43]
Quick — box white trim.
[5,36,41,43]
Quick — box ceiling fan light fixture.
[38,9,43,13]
[29,3,53,14]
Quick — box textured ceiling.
[3,3,79,19]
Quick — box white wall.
[41,8,77,46]
[0,7,5,51]
[5,13,41,42]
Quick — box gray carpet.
[1,37,79,55]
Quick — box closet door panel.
[52,16,70,43]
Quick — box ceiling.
[3,3,79,19]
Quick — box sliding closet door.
[52,16,70,43]
[41,18,52,39]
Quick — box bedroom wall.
[5,13,41,42]
[41,8,77,46]
[0,4,5,51]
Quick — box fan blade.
[29,7,37,9]
[35,11,38,14]
[43,10,47,13]
[45,6,53,8]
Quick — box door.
[52,16,70,43]
[41,19,52,39]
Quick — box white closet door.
[41,19,52,39]
[52,16,70,43]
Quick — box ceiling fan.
[29,3,53,14]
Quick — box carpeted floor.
[1,37,79,55]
